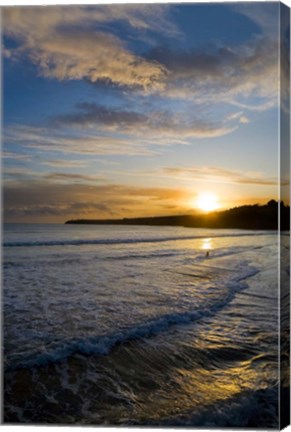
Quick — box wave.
[107,252,179,260]
[3,231,274,248]
[145,386,279,428]
[5,266,257,372]
[4,311,204,371]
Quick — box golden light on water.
[178,362,258,407]
[201,238,213,251]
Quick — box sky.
[2,2,290,223]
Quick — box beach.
[3,223,288,426]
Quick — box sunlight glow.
[196,192,220,212]
[201,238,213,250]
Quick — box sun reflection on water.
[201,238,213,251]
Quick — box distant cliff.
[65,201,290,230]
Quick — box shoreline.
[65,202,290,230]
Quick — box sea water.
[3,224,289,426]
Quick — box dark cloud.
[3,180,187,222]
[53,103,147,128]
[145,35,278,107]
[51,102,235,139]
[44,172,106,182]
[146,45,236,79]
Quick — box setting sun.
[196,192,220,212]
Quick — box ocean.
[3,223,289,426]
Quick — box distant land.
[65,201,290,230]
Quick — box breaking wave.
[4,231,273,248]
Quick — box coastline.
[65,202,290,231]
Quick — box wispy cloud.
[162,166,280,186]
[52,103,147,129]
[226,112,249,124]
[41,159,89,168]
[3,4,179,38]
[3,151,32,161]
[147,36,278,110]
[3,167,40,179]
[4,119,235,165]
[44,172,106,183]
[234,2,279,36]
[3,165,106,185]
[4,125,159,156]
[52,102,236,139]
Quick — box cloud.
[3,4,178,38]
[41,159,89,168]
[236,2,289,115]
[52,102,236,139]
[226,112,250,124]
[4,116,235,167]
[3,151,32,161]
[3,179,188,222]
[3,4,279,114]
[3,2,280,141]
[162,166,279,186]
[3,167,42,181]
[4,125,158,156]
[44,172,106,183]
[2,6,168,90]
[3,47,12,58]
[2,166,106,185]
[238,116,250,124]
[234,3,279,37]
[53,103,147,128]
[147,36,278,110]
[83,4,179,36]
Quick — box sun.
[196,192,220,212]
